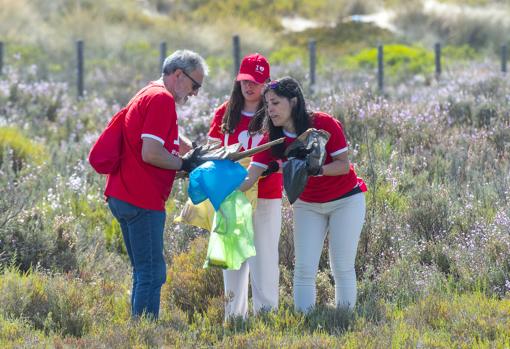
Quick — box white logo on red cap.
[255,65,264,74]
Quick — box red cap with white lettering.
[236,53,270,84]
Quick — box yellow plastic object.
[174,198,215,231]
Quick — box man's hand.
[180,145,206,173]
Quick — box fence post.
[159,42,167,73]
[76,40,84,98]
[0,41,3,75]
[309,39,316,94]
[435,42,441,79]
[377,45,384,92]
[501,45,507,73]
[232,35,241,77]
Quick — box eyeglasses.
[182,70,201,91]
[267,80,280,90]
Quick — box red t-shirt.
[252,112,364,203]
[208,102,283,199]
[105,81,180,210]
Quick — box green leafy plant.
[163,236,223,318]
[345,44,434,79]
[0,127,46,170]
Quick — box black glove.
[261,161,280,176]
[180,145,206,173]
[286,145,313,159]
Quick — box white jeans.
[223,198,282,318]
[292,193,365,312]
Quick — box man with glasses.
[104,49,208,320]
[181,69,202,92]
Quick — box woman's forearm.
[239,165,264,192]
[321,158,350,176]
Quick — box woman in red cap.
[208,53,283,319]
[239,76,367,313]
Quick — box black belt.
[327,186,362,203]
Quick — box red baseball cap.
[236,53,270,84]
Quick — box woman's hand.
[261,161,280,176]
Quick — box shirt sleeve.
[321,114,348,157]
[141,92,176,145]
[207,103,227,143]
[251,134,274,169]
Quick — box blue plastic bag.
[188,160,248,211]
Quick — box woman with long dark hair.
[208,53,283,318]
[240,76,366,312]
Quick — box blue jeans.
[108,197,167,319]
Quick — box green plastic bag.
[204,190,256,270]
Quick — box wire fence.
[0,36,508,99]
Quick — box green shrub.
[475,103,498,128]
[0,211,79,273]
[0,127,46,170]
[345,44,434,80]
[278,200,294,271]
[0,313,50,347]
[374,259,445,308]
[279,265,294,308]
[489,127,510,156]
[67,193,126,255]
[406,185,450,242]
[304,305,354,335]
[0,269,94,337]
[442,44,478,62]
[104,218,125,255]
[417,242,456,277]
[163,236,223,318]
[1,44,63,80]
[0,156,80,273]
[405,291,510,346]
[447,98,473,126]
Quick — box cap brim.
[236,73,264,84]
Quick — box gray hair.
[161,49,209,77]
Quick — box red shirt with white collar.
[208,102,283,199]
[105,81,180,210]
[251,112,364,203]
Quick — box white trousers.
[223,198,282,318]
[292,193,365,312]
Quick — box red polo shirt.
[105,81,180,210]
[252,112,364,203]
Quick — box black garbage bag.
[282,129,330,204]
[282,158,308,204]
